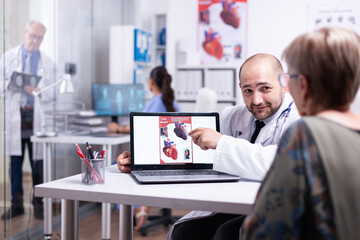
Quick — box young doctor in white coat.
[116,53,300,239]
[0,20,53,220]
[167,53,300,240]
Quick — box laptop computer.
[130,112,240,183]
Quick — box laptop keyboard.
[136,169,223,176]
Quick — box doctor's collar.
[254,115,272,126]
[21,44,40,56]
[253,108,277,126]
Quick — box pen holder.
[80,158,105,185]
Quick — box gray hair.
[25,20,46,31]
[282,27,360,110]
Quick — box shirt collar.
[21,45,40,59]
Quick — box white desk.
[35,165,260,240]
[31,134,130,239]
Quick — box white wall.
[249,0,360,113]
[136,0,360,112]
[247,0,307,59]
[94,0,122,84]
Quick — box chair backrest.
[195,88,218,112]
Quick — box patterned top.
[242,118,360,240]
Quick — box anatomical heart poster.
[159,116,193,164]
[199,0,247,64]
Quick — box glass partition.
[1,0,98,238]
[1,2,55,238]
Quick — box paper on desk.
[79,110,97,117]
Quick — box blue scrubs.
[143,94,180,112]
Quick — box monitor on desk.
[92,83,144,116]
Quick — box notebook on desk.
[130,112,240,184]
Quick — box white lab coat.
[0,45,53,160]
[167,93,300,239]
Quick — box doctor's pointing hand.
[189,128,222,150]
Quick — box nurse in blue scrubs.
[108,66,180,134]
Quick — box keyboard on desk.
[131,168,240,183]
[136,169,225,176]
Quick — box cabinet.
[109,25,152,84]
[175,65,238,112]
[151,14,167,67]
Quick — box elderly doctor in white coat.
[168,53,300,240]
[0,20,53,220]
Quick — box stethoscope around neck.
[273,101,293,144]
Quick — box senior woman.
[242,27,360,239]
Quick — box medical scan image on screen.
[92,83,144,116]
[133,115,217,165]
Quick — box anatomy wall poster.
[199,0,247,64]
[308,3,360,35]
[159,116,193,164]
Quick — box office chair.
[138,208,181,236]
[195,88,218,112]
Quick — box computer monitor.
[92,83,144,116]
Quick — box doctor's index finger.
[189,127,205,135]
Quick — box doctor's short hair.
[282,27,360,110]
[238,53,284,84]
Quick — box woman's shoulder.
[173,99,181,112]
[279,118,314,150]
[143,94,166,112]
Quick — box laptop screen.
[130,112,219,170]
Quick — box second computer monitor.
[92,83,144,116]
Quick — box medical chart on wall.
[198,0,247,64]
[308,3,360,35]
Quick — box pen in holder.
[80,157,105,184]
